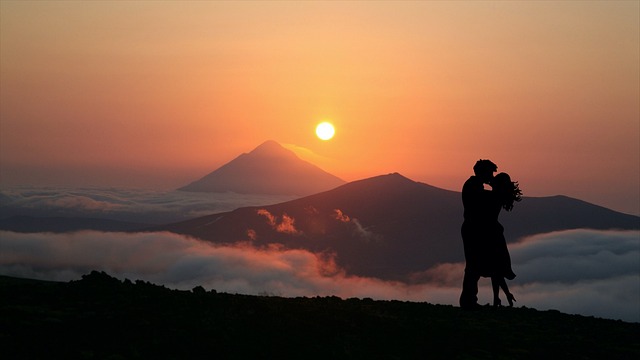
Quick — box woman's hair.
[493,172,522,211]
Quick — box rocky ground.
[1,271,638,359]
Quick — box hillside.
[178,140,346,195]
[161,173,640,281]
[1,271,638,359]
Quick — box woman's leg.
[499,279,516,307]
[491,277,501,306]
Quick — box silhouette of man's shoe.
[506,293,516,307]
[493,298,502,308]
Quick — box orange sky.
[1,1,638,215]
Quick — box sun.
[315,121,335,141]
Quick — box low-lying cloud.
[256,209,302,235]
[0,187,296,224]
[332,208,382,242]
[421,229,639,322]
[0,230,430,300]
[0,229,637,322]
[509,229,639,322]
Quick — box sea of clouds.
[1,187,638,322]
[0,187,296,224]
[1,228,638,322]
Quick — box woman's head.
[492,172,522,211]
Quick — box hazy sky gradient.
[1,1,638,214]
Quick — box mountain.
[178,140,346,196]
[161,173,639,281]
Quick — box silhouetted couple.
[459,159,522,309]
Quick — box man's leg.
[459,268,480,308]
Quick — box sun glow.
[315,122,335,141]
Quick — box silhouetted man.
[459,159,497,309]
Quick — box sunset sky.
[1,1,638,215]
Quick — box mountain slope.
[161,173,639,281]
[178,140,346,195]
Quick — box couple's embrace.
[459,159,522,309]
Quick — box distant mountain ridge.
[178,140,346,196]
[160,173,640,281]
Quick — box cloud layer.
[0,229,638,322]
[0,187,296,224]
[509,229,639,322]
[257,209,302,235]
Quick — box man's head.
[473,159,497,183]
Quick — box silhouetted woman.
[487,172,522,307]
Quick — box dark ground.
[1,271,638,359]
